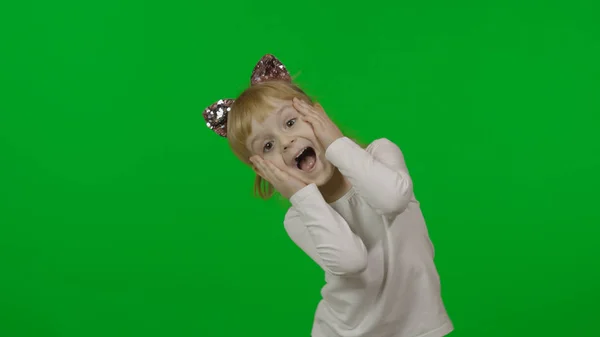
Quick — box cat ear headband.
[202,54,292,137]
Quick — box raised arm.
[325,137,414,216]
[284,183,368,277]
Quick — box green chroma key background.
[1,1,599,336]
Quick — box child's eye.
[286,118,296,128]
[263,141,273,153]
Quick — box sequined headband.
[202,54,292,137]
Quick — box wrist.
[324,135,344,151]
[289,183,319,204]
[325,136,350,156]
[283,183,307,200]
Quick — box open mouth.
[295,147,317,171]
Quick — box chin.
[312,162,335,187]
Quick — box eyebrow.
[249,105,291,148]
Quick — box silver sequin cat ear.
[202,54,292,137]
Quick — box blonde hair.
[226,81,315,199]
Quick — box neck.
[319,168,351,203]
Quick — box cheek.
[300,121,313,131]
[264,153,286,165]
[297,122,316,138]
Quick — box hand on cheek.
[249,155,308,199]
[293,98,344,150]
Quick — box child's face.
[245,99,335,186]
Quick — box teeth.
[295,147,308,162]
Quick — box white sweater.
[284,137,453,337]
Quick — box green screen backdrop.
[1,1,599,336]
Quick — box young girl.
[203,54,453,337]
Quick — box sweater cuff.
[289,183,321,207]
[325,137,360,163]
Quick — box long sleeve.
[325,137,414,216]
[284,183,368,277]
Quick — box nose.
[282,138,295,152]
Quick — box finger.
[250,155,261,165]
[292,100,308,115]
[263,159,279,171]
[301,114,322,127]
[263,159,304,184]
[287,167,311,185]
[253,164,267,180]
[298,103,326,123]
[251,162,265,177]
[264,160,286,181]
[314,103,328,115]
[301,99,325,116]
[293,98,319,116]
[309,103,330,121]
[251,155,267,166]
[250,156,263,172]
[265,161,294,187]
[264,160,287,181]
[265,160,293,182]
[253,167,266,181]
[254,158,273,180]
[269,159,311,185]
[249,157,259,171]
